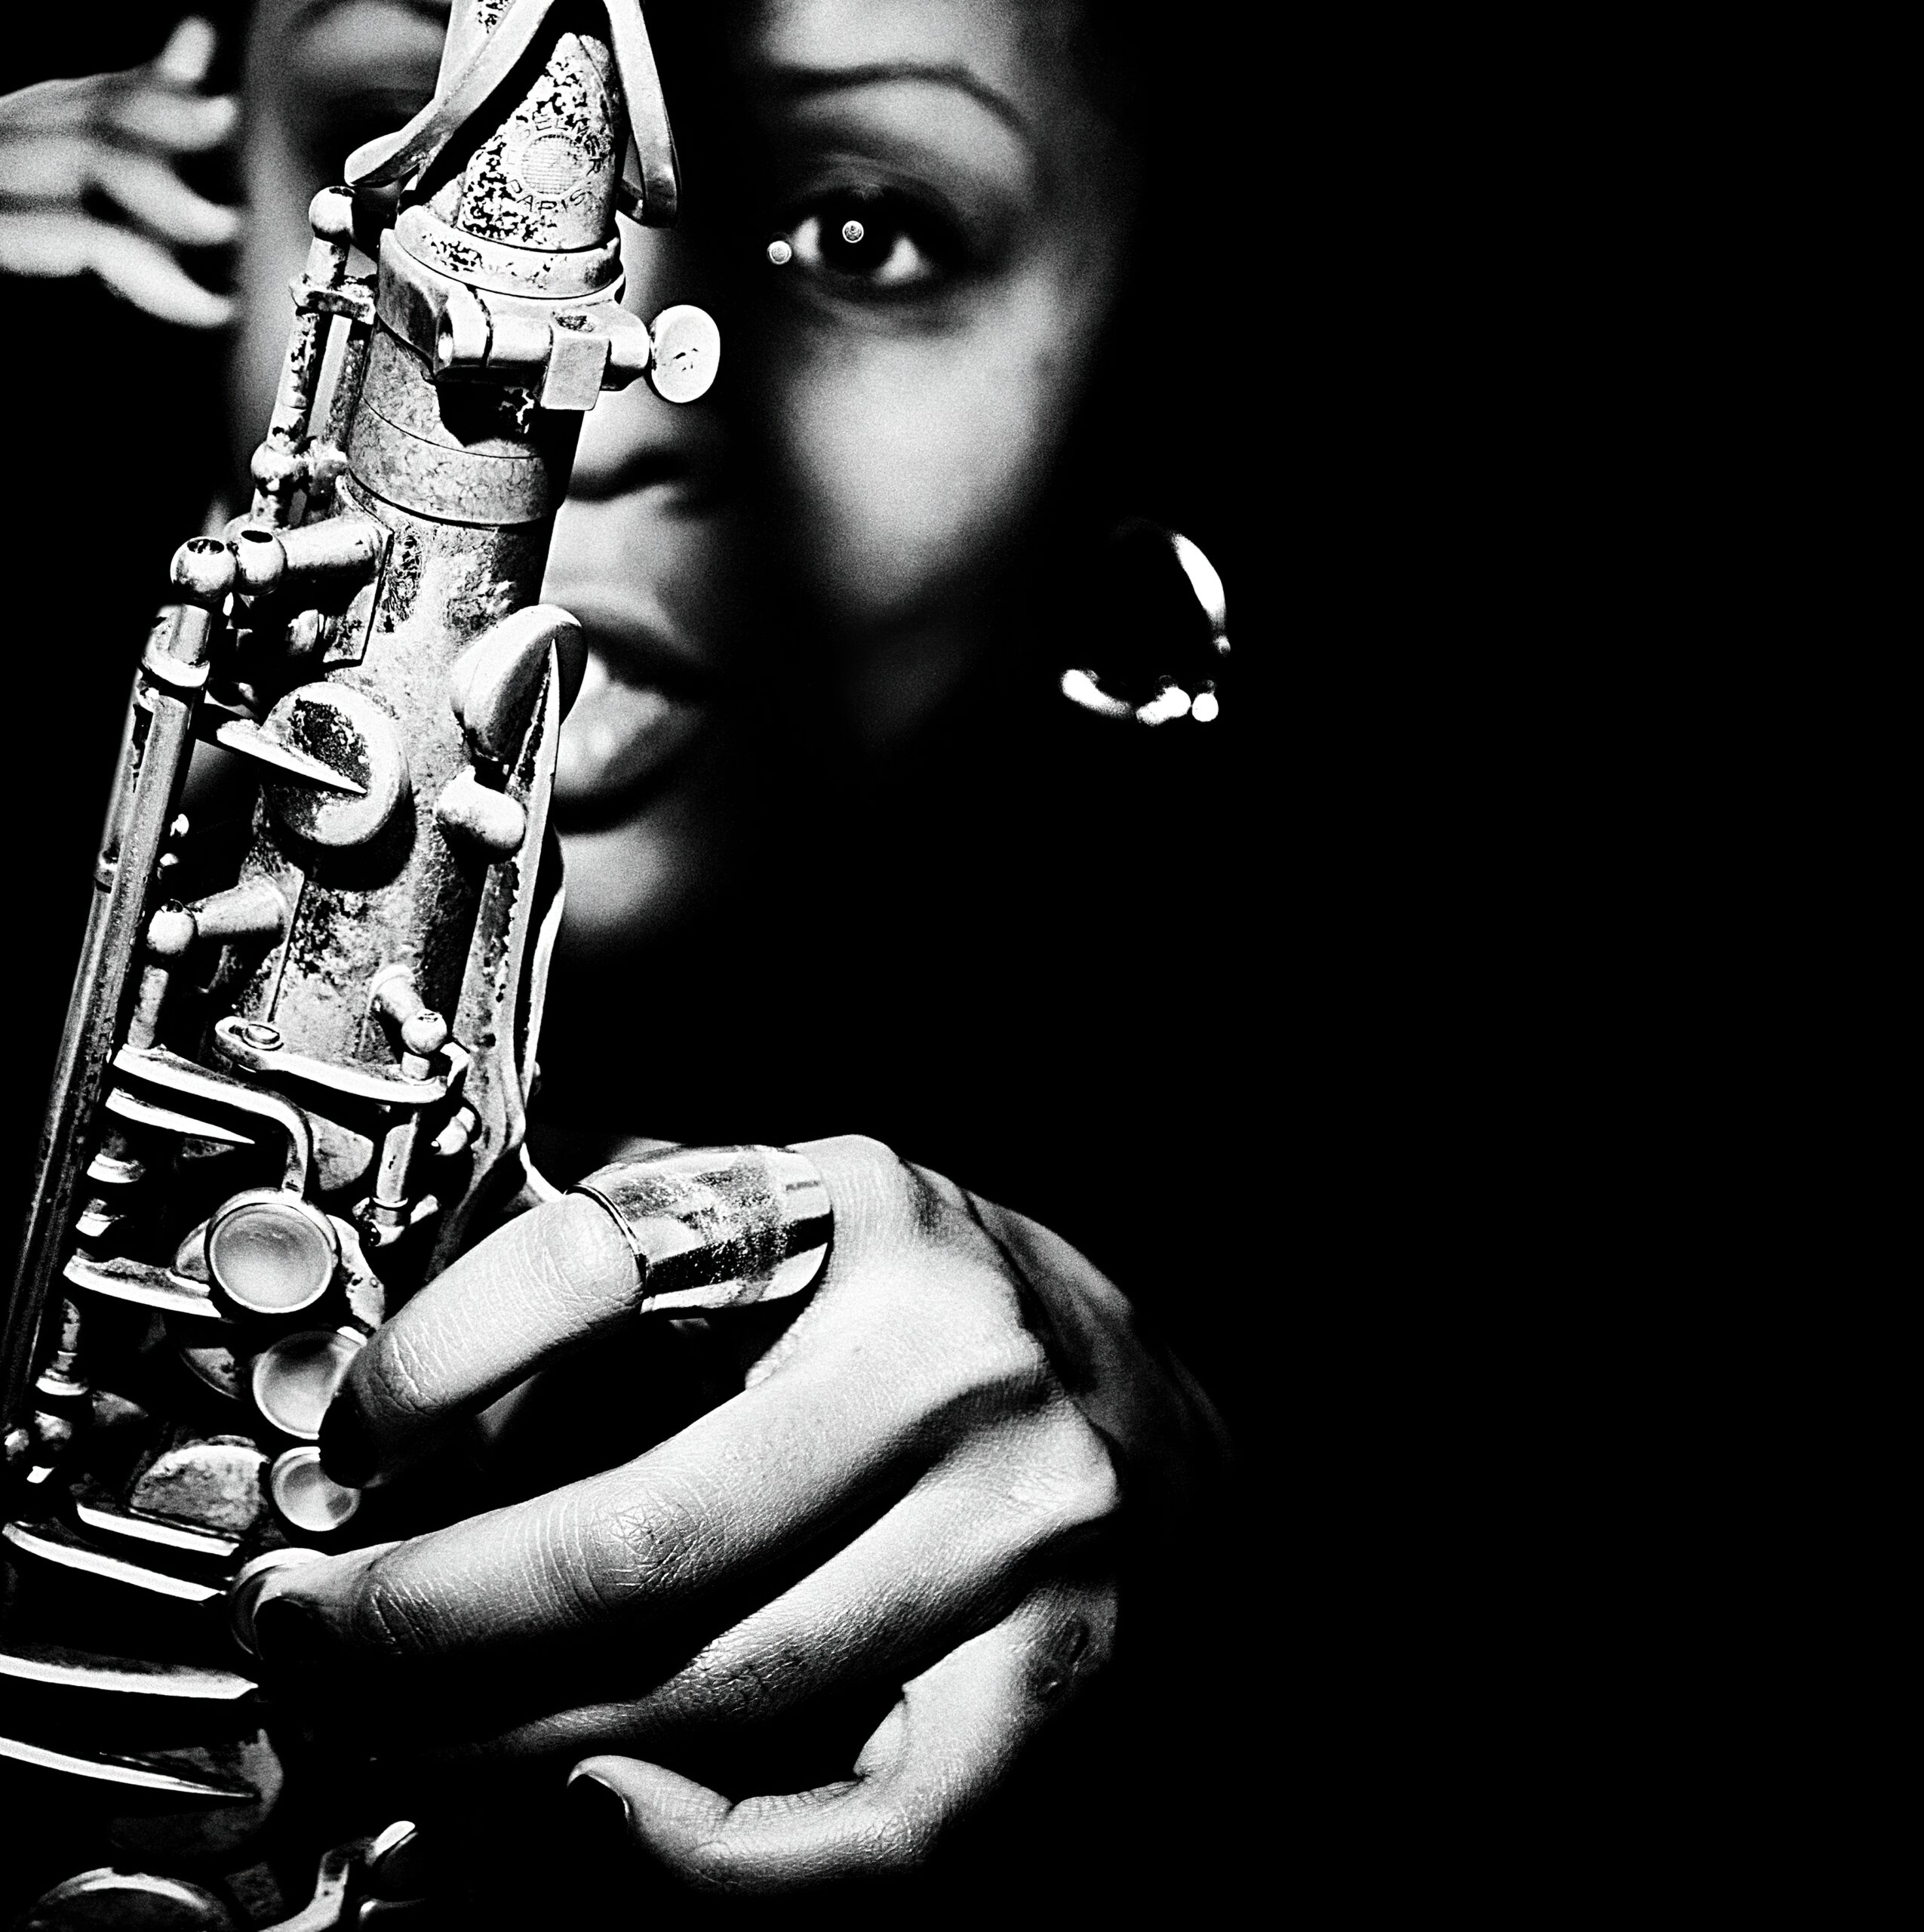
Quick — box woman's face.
[236,0,1138,952]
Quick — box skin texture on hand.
[0,18,239,328]
[252,1134,1227,1896]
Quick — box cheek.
[770,280,1095,630]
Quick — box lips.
[552,626,714,822]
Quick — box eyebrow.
[764,63,1033,147]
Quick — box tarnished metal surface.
[346,368,562,522]
[226,491,560,1089]
[397,202,622,299]
[446,19,624,249]
[3,3,719,1920]
[2,573,229,1464]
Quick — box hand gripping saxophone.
[0,5,716,1923]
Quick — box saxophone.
[0,5,713,1922]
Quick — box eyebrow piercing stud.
[841,218,866,245]
[767,238,793,266]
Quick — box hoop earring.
[1059,519,1230,726]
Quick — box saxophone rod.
[1,572,231,1459]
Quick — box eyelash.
[766,188,967,297]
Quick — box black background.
[0,5,1572,1919]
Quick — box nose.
[567,216,727,502]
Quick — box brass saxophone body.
[0,4,712,1921]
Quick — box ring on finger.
[570,1145,833,1315]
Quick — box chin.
[553,728,748,962]
[555,811,705,961]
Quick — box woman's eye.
[770,190,957,294]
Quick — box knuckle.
[955,1315,1056,1406]
[348,1567,437,1662]
[1059,1417,1125,1522]
[822,1136,957,1238]
[914,1314,1055,1435]
[569,1483,709,1614]
[364,1327,440,1427]
[691,1629,811,1722]
[1022,1413,1124,1540]
[533,1196,625,1300]
[862,1801,937,1875]
[808,1131,901,1201]
[678,1841,738,1893]
[821,1132,896,1168]
[897,1161,960,1241]
[530,1229,591,1321]
[679,1832,770,1897]
[868,1144,936,1227]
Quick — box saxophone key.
[103,1088,257,1149]
[0,1735,257,1803]
[256,682,410,850]
[644,303,721,405]
[446,601,580,758]
[1,1518,224,1604]
[250,1328,366,1443]
[174,1330,246,1404]
[228,1546,328,1658]
[211,718,369,796]
[0,1638,254,1702]
[71,1487,243,1565]
[83,1149,146,1189]
[268,1446,361,1537]
[63,1253,217,1322]
[126,1438,272,1544]
[433,766,527,857]
[369,969,450,1058]
[204,1189,341,1320]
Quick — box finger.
[105,85,238,154]
[381,1402,1114,1766]
[963,1192,1234,1491]
[0,131,88,204]
[91,148,239,245]
[0,208,94,275]
[0,78,103,135]
[259,1333,941,1682]
[0,212,230,326]
[321,1137,979,1487]
[88,222,232,326]
[319,1194,641,1484]
[735,1136,1040,1391]
[618,1406,1114,1744]
[3,71,232,147]
[568,1580,1115,1894]
[152,17,218,91]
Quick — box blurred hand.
[0,17,239,327]
[254,1134,1228,1895]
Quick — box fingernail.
[250,1592,335,1672]
[567,1773,631,1837]
[318,1400,380,1487]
